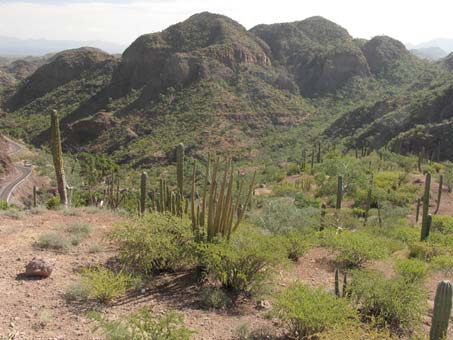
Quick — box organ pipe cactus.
[434,174,443,215]
[336,176,343,210]
[140,171,148,216]
[429,281,452,340]
[50,109,68,208]
[191,156,256,242]
[176,143,184,196]
[421,173,431,241]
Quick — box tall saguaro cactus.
[50,110,68,208]
[176,143,184,196]
[430,281,452,340]
[434,174,443,215]
[336,176,343,210]
[421,173,432,241]
[140,171,148,216]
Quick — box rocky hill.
[1,12,452,164]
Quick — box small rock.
[256,300,272,310]
[24,257,55,278]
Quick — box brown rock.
[25,257,55,278]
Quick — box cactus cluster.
[430,281,452,340]
[50,110,68,208]
[190,156,256,242]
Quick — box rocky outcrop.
[66,111,118,145]
[251,16,370,96]
[362,36,409,74]
[7,47,114,110]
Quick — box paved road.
[0,138,32,203]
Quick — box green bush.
[198,229,284,293]
[0,200,8,210]
[199,287,232,309]
[349,270,426,334]
[431,255,453,275]
[91,308,193,340]
[46,197,60,210]
[395,259,429,283]
[431,215,453,234]
[294,193,321,209]
[280,233,309,262]
[273,282,357,339]
[111,213,194,275]
[79,266,135,303]
[330,231,388,268]
[409,241,447,261]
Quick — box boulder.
[25,257,55,278]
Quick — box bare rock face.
[25,257,55,278]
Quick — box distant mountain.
[0,36,126,56]
[410,47,447,61]
[411,38,453,54]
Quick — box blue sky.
[0,0,452,45]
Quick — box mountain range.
[0,36,126,56]
[1,12,453,165]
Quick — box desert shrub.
[29,205,46,215]
[279,233,310,262]
[431,215,453,234]
[0,200,8,210]
[409,241,447,261]
[294,193,321,209]
[395,259,428,283]
[79,266,135,303]
[46,197,60,210]
[273,282,357,339]
[197,229,285,293]
[61,208,81,217]
[329,231,388,268]
[199,287,232,309]
[0,208,24,220]
[316,321,399,340]
[64,283,89,302]
[84,206,102,214]
[91,308,193,340]
[348,270,426,334]
[88,244,103,254]
[111,213,194,275]
[36,233,69,252]
[431,255,453,275]
[66,221,92,237]
[251,197,318,234]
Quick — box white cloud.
[0,0,452,45]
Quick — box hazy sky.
[0,0,452,45]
